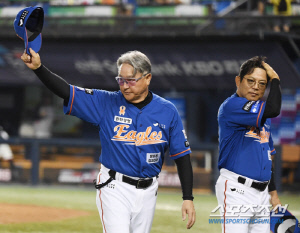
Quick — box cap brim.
[26,33,42,55]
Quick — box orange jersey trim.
[271,148,275,153]
[68,85,75,115]
[98,173,107,233]
[223,180,228,233]
[256,102,264,128]
[170,148,191,157]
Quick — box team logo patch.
[18,10,29,27]
[153,122,165,129]
[107,183,115,189]
[112,125,167,146]
[85,88,93,95]
[245,126,270,144]
[243,101,255,112]
[250,100,261,113]
[147,152,161,163]
[230,187,244,195]
[114,116,132,124]
[119,106,126,116]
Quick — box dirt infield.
[0,203,90,224]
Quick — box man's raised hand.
[21,48,41,70]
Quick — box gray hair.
[117,50,151,77]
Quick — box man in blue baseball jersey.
[21,48,196,232]
[216,56,282,233]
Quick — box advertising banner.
[1,40,299,90]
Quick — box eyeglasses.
[245,78,267,90]
[115,73,149,86]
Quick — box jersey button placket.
[136,111,146,176]
[136,112,143,143]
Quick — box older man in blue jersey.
[216,56,282,233]
[21,48,196,233]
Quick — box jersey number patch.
[85,88,93,95]
[242,101,255,112]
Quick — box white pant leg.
[215,170,271,233]
[215,175,250,233]
[130,180,158,233]
[0,144,13,160]
[96,169,131,233]
[248,188,270,233]
[96,166,158,233]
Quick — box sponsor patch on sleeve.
[85,88,94,95]
[250,100,262,113]
[242,101,255,112]
[182,130,187,139]
[77,87,85,91]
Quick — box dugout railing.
[0,137,101,185]
[0,138,219,190]
[0,138,288,193]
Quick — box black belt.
[238,176,269,192]
[109,170,154,189]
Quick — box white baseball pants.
[96,165,158,233]
[215,169,270,233]
[0,144,13,160]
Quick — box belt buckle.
[256,180,269,192]
[136,179,145,189]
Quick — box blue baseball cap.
[14,6,44,55]
[271,209,300,233]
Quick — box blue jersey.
[64,85,191,178]
[218,93,276,182]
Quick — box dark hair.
[239,56,270,82]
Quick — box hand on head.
[262,62,280,81]
[21,48,41,70]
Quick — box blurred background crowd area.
[0,0,300,19]
[0,0,300,193]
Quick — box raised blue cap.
[14,6,44,55]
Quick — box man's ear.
[146,73,152,86]
[235,76,241,88]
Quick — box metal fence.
[0,138,287,193]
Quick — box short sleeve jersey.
[64,85,191,178]
[218,93,276,181]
